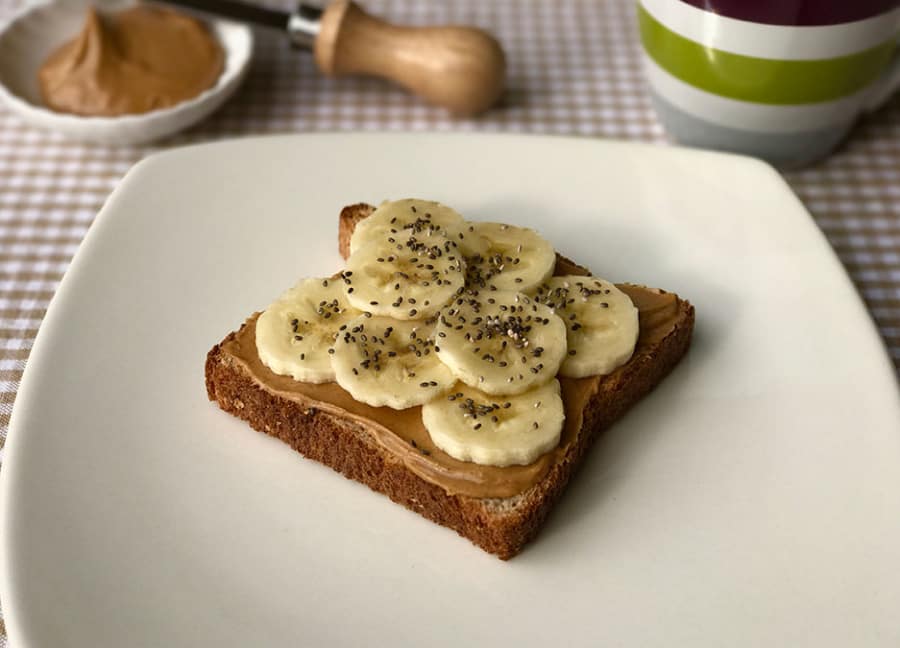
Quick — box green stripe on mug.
[638,4,896,105]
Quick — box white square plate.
[2,134,899,647]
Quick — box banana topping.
[530,276,639,377]
[349,198,487,257]
[258,201,642,469]
[256,277,362,383]
[342,229,466,320]
[434,290,568,395]
[463,222,556,292]
[422,380,565,467]
[331,315,456,409]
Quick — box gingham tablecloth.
[1,0,899,641]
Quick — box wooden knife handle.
[314,1,506,116]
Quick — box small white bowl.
[0,0,253,145]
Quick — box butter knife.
[159,0,506,115]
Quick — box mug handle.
[864,35,900,112]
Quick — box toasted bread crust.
[206,205,695,559]
[338,203,375,259]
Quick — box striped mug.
[639,0,900,167]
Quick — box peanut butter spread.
[38,6,223,116]
[224,268,682,499]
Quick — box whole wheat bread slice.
[206,204,695,559]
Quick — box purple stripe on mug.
[679,0,899,27]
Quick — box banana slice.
[530,276,639,378]
[422,380,565,467]
[256,277,362,383]
[464,222,556,292]
[349,199,487,256]
[434,290,567,395]
[331,315,456,409]
[342,230,466,320]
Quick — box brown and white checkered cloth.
[0,0,898,640]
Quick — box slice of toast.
[206,204,695,559]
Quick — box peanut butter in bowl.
[38,5,224,116]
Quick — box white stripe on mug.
[641,0,900,60]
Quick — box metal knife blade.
[157,0,323,47]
